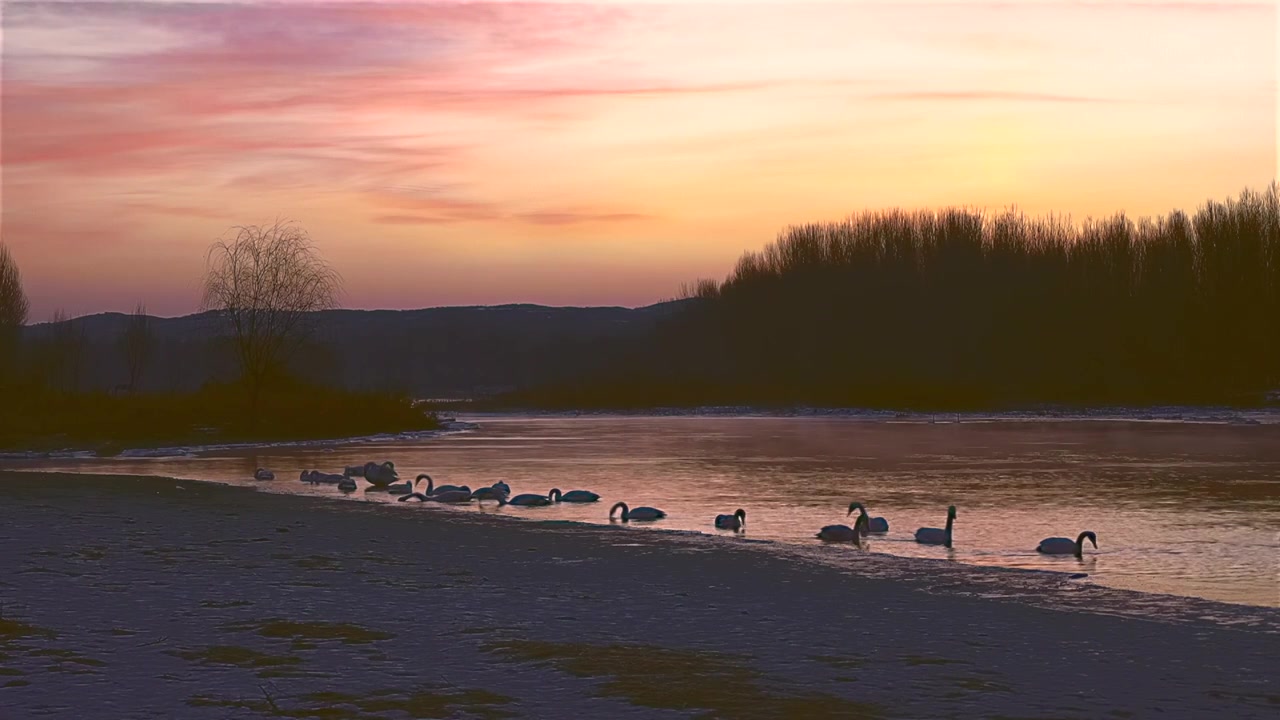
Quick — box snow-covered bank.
[1,471,1275,719]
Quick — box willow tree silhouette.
[201,220,342,421]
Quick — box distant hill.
[19,302,688,398]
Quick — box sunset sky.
[2,0,1275,319]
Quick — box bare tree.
[0,243,29,381]
[200,220,341,416]
[123,302,153,392]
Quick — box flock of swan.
[270,462,1102,558]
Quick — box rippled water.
[6,415,1279,607]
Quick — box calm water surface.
[8,416,1279,607]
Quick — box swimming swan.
[609,502,666,522]
[416,474,470,495]
[337,476,358,492]
[838,500,889,533]
[254,468,275,481]
[426,489,474,503]
[1037,531,1097,558]
[397,477,432,502]
[549,488,600,503]
[471,486,509,504]
[300,470,346,484]
[363,461,399,487]
[714,508,746,531]
[502,493,553,507]
[864,508,889,533]
[914,505,957,547]
[817,503,870,543]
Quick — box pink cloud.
[3,0,1272,319]
[3,0,777,219]
[122,202,234,221]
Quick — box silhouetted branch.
[201,219,342,416]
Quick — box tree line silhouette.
[508,184,1280,410]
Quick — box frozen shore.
[1,471,1276,719]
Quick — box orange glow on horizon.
[2,0,1275,318]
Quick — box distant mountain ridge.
[20,301,688,397]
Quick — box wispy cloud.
[2,0,1273,317]
[870,90,1120,104]
[370,197,654,226]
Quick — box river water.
[6,414,1278,607]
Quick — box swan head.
[1078,531,1097,549]
[946,505,957,519]
[549,488,562,502]
[609,501,628,519]
[734,508,746,523]
[846,502,865,516]
[416,473,432,482]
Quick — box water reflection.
[4,415,1278,607]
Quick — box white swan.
[471,486,508,504]
[914,505,957,547]
[549,488,600,503]
[417,474,470,495]
[864,506,889,533]
[362,461,399,487]
[502,493,553,507]
[337,476,358,492]
[845,501,889,533]
[1037,531,1097,558]
[817,503,869,544]
[382,479,414,494]
[254,468,275,481]
[426,489,474,504]
[397,483,430,502]
[714,508,746,531]
[610,501,665,522]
